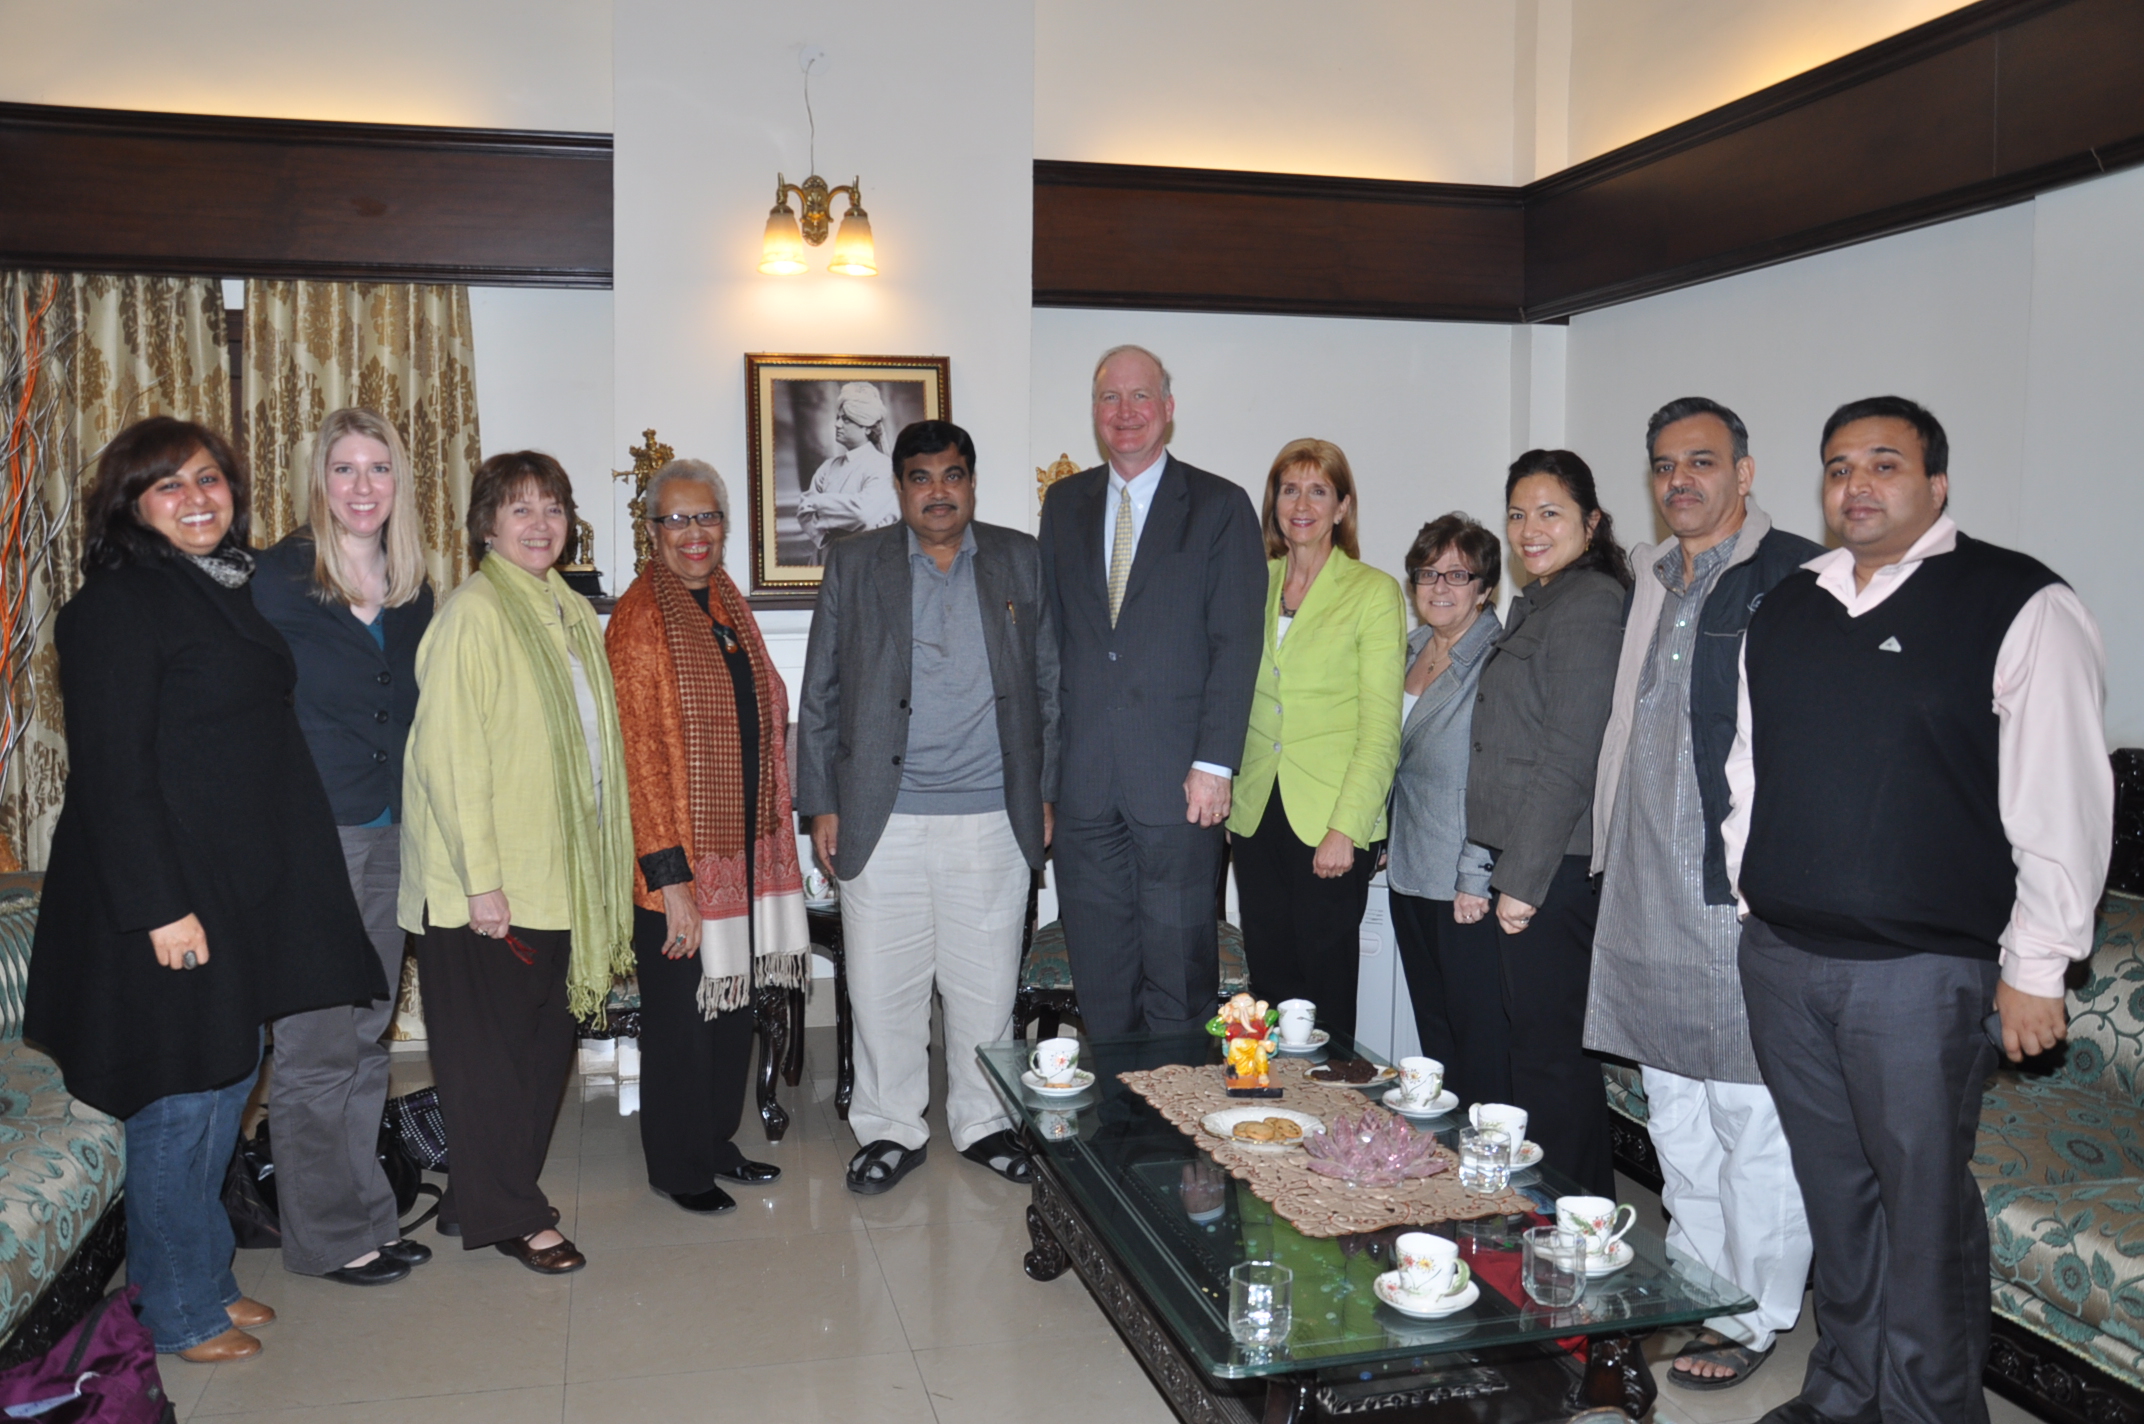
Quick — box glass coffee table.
[980,1031,1753,1423]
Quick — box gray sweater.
[1386,611,1500,901]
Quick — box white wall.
[1034,0,1521,184]
[0,0,612,130]
[1566,171,2144,744]
[1031,308,1515,588]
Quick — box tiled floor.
[148,1030,2043,1423]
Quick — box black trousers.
[1233,787,1377,1046]
[1740,916,2000,1424]
[632,906,756,1192]
[1055,804,1224,1037]
[1390,889,1511,1107]
[415,918,575,1249]
[1494,854,1614,1197]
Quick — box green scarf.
[478,552,636,1021]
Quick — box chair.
[1012,866,1250,1040]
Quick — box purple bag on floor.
[0,1287,170,1423]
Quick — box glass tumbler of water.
[1459,1127,1512,1192]
[1229,1261,1293,1345]
[1521,1226,1587,1308]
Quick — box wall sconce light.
[760,48,876,277]
[760,173,875,276]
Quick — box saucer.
[1382,1086,1459,1119]
[1275,1029,1330,1055]
[1021,1068,1095,1097]
[1511,1140,1544,1170]
[1373,1272,1480,1319]
[1582,1240,1635,1277]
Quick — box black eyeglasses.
[649,511,725,530]
[1410,568,1479,587]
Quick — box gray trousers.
[270,824,405,1275]
[1054,806,1222,1037]
[1739,917,1999,1424]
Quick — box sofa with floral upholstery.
[0,886,129,1368]
[1601,894,2144,1424]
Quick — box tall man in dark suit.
[797,420,1060,1197]
[1037,345,1266,1036]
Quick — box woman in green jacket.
[1227,439,1406,1044]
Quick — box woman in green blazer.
[1227,439,1406,1043]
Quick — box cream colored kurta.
[397,566,602,934]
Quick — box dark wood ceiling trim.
[1034,0,2144,324]
[1034,162,1525,323]
[0,102,612,288]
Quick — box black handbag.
[383,1086,450,1173]
[220,1127,281,1250]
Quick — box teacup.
[1276,999,1317,1047]
[1555,1195,1637,1259]
[1392,1231,1469,1299]
[1469,1101,1528,1143]
[1030,1036,1081,1087]
[1396,1057,1445,1108]
[1036,1108,1079,1142]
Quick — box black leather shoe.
[1758,1401,1859,1424]
[435,1218,461,1237]
[714,1161,782,1185]
[494,1233,585,1274]
[664,1184,737,1214]
[324,1254,413,1286]
[379,1239,433,1267]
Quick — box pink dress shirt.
[1723,515,2112,997]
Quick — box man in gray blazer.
[797,420,1060,1196]
[1037,345,1265,1037]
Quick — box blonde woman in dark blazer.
[1227,439,1406,1045]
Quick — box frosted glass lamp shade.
[760,205,808,275]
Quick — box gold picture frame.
[746,352,951,600]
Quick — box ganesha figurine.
[1208,992,1282,1095]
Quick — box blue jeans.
[123,1056,257,1352]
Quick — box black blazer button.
[377,670,393,685]
[898,699,907,709]
[892,756,902,765]
[375,709,391,724]
[373,750,389,764]
[282,692,294,707]
[1473,742,1483,753]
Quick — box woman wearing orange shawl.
[606,459,810,1214]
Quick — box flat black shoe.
[846,1139,927,1195]
[379,1239,433,1267]
[435,1218,461,1238]
[664,1184,737,1214]
[960,1129,1035,1184]
[324,1254,413,1286]
[714,1160,782,1185]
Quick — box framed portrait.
[745,353,951,599]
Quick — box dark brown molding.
[0,102,611,288]
[1034,0,2144,324]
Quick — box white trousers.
[840,811,1029,1153]
[1642,1065,1812,1351]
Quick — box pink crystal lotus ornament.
[1301,1109,1448,1187]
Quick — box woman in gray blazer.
[1386,514,1506,1107]
[1466,450,1631,1198]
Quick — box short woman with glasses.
[1385,514,1507,1106]
[607,460,807,1213]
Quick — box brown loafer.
[177,1326,261,1363]
[494,1232,586,1275]
[226,1297,275,1328]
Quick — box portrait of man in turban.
[796,381,900,553]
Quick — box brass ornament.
[1035,452,1081,512]
[613,428,675,577]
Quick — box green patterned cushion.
[0,895,34,1043]
[2049,895,2144,1109]
[0,1037,125,1345]
[1021,920,1250,998]
[1602,1062,1649,1125]
[1982,1176,2144,1382]
[1995,1273,2144,1391]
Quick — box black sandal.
[846,1139,927,1196]
[1666,1329,1775,1390]
[960,1129,1035,1184]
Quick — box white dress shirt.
[1723,515,2112,996]
[1105,449,1233,780]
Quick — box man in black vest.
[1725,397,2112,1424]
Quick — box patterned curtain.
[242,281,481,592]
[0,273,230,871]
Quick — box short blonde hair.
[1091,344,1173,398]
[306,408,428,607]
[1260,438,1360,560]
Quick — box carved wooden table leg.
[782,985,805,1087]
[1260,1378,1310,1424]
[753,983,791,1141]
[1573,1334,1658,1419]
[833,935,854,1120]
[1023,1204,1069,1281]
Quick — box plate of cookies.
[1201,1106,1326,1154]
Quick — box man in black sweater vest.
[1725,397,2111,1424]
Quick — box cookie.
[1264,1117,1303,1140]
[1232,1120,1279,1142]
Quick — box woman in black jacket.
[1465,449,1631,1197]
[252,409,434,1287]
[25,418,384,1362]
